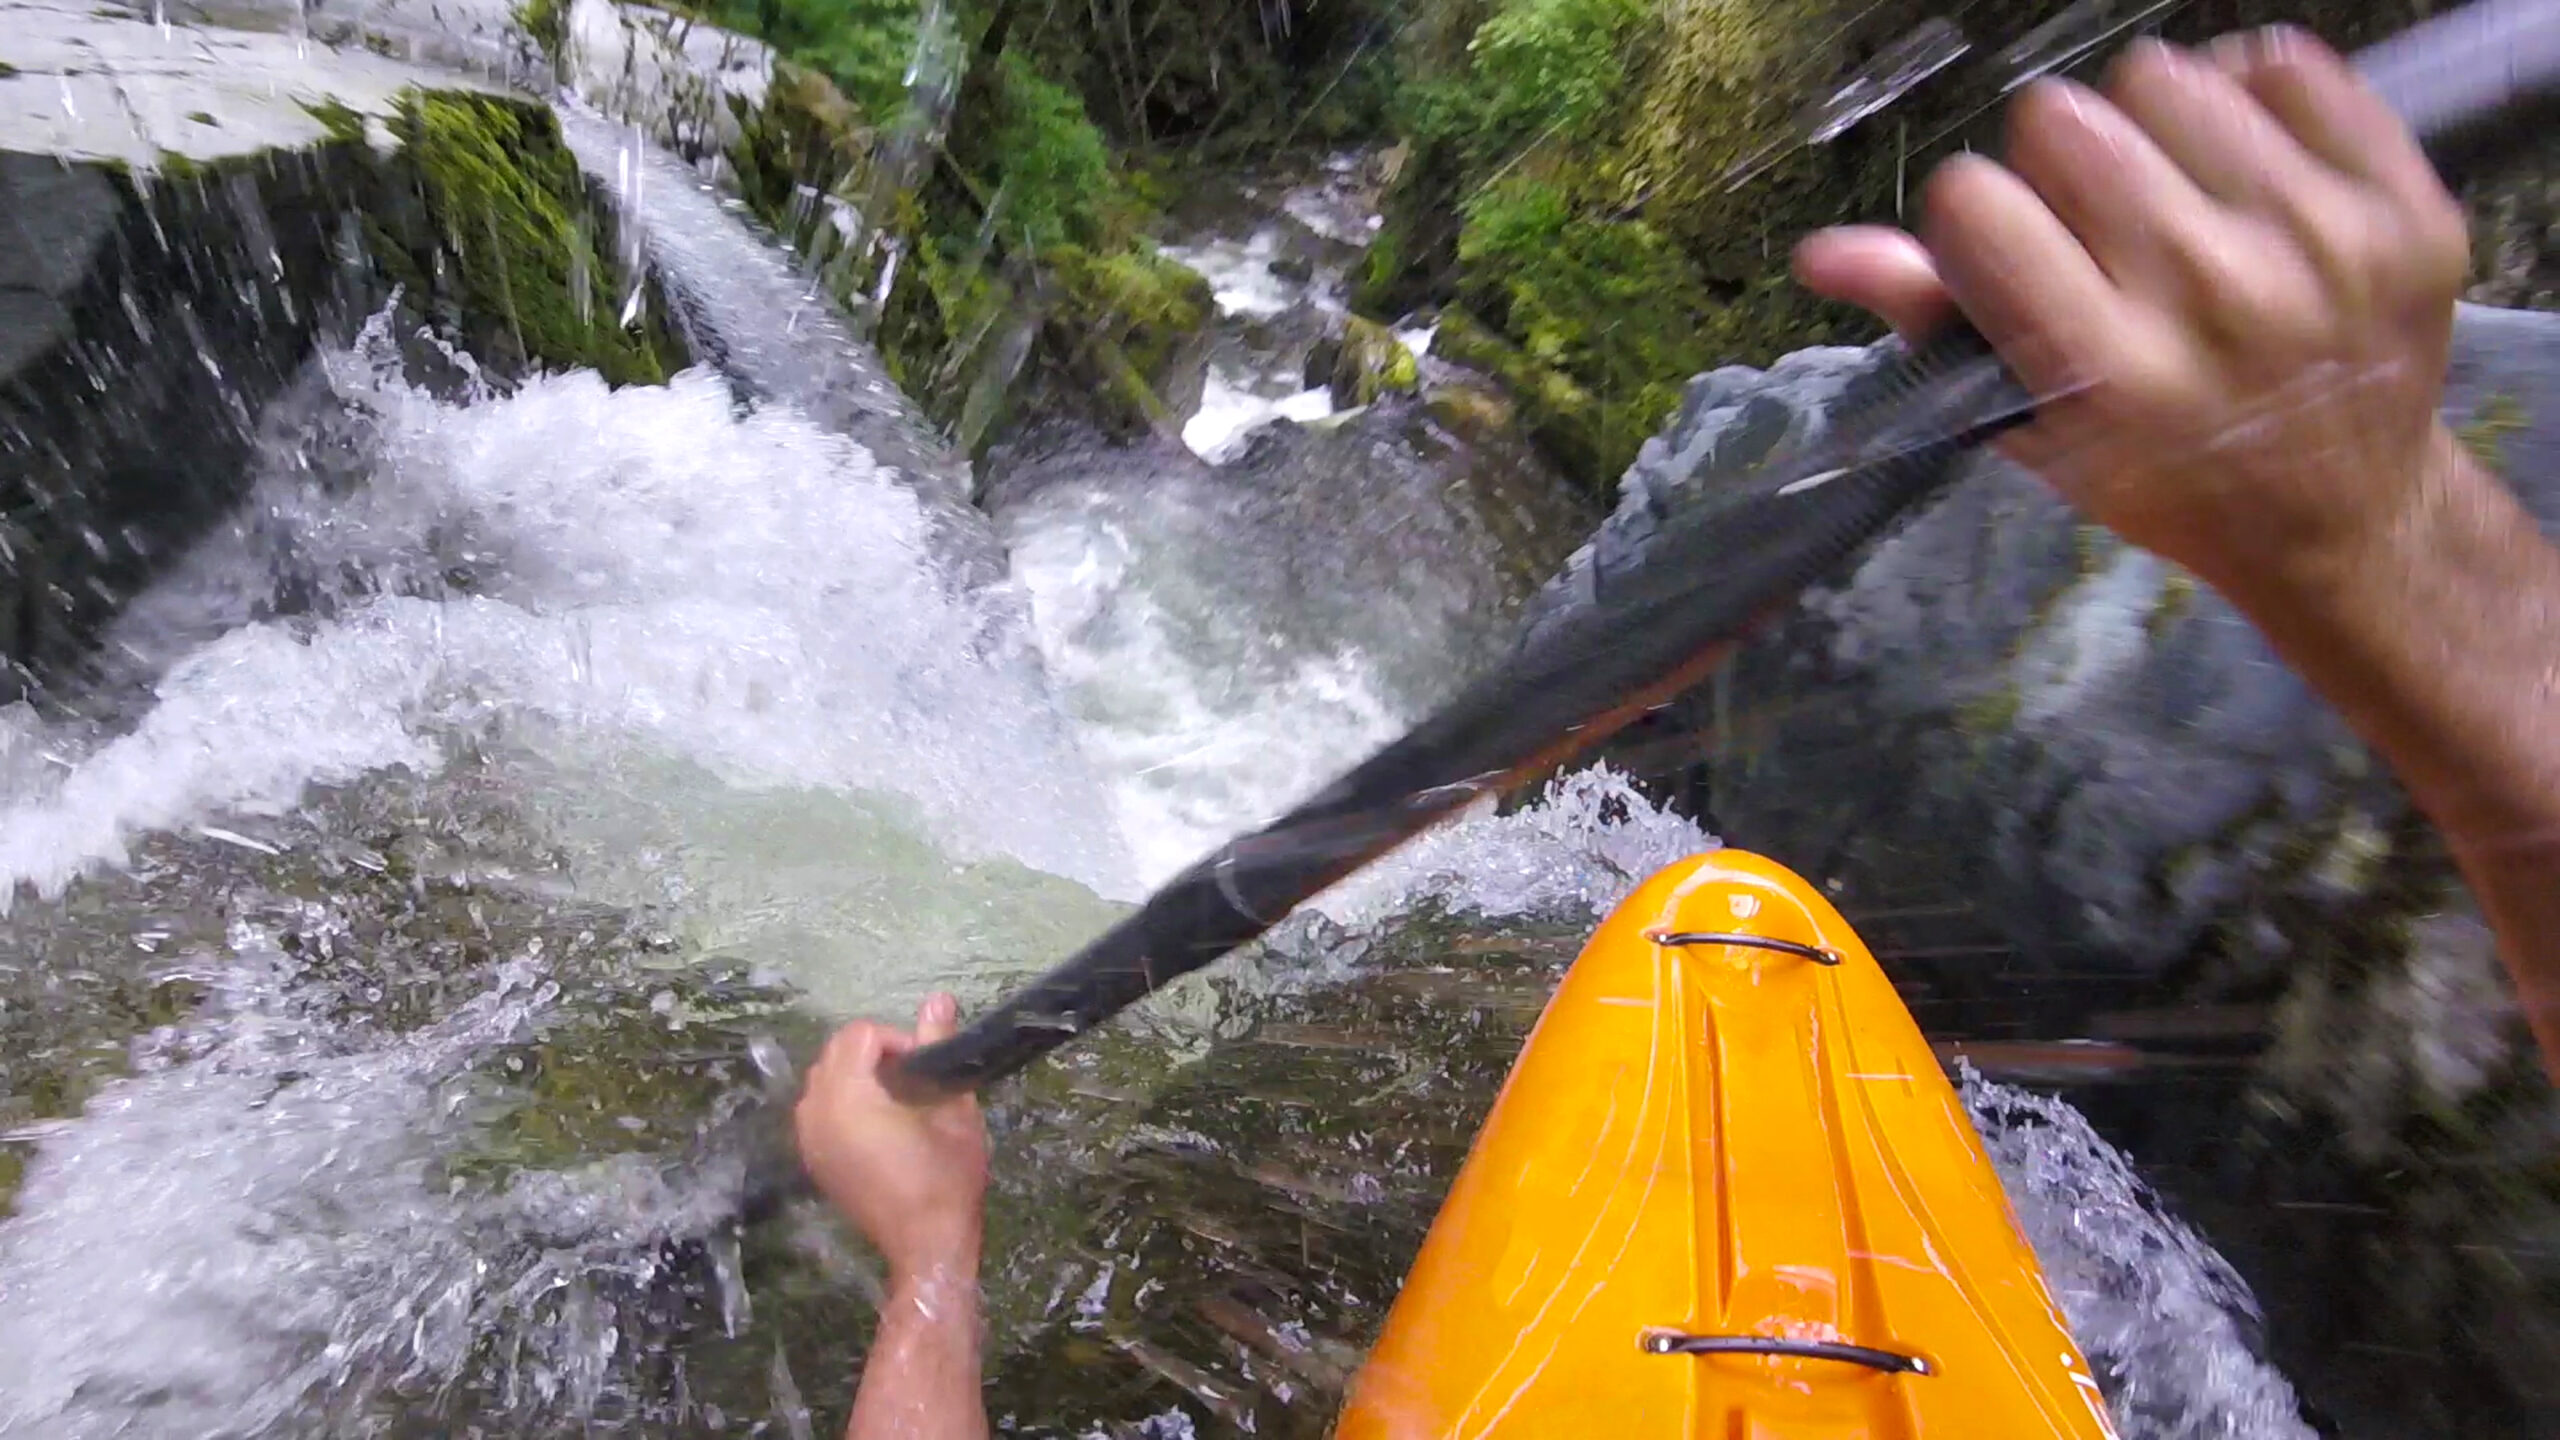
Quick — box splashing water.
[1003,484,1410,883]
[1,308,1134,997]
[1967,1071,2316,1440]
[1308,766,1717,931]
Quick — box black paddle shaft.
[892,0,2560,1102]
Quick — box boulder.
[1522,301,2560,1433]
[0,0,679,701]
[1304,315,1419,410]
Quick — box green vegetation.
[2146,567,2198,641]
[1351,0,2476,490]
[301,97,370,146]
[2459,391,2529,471]
[1037,244,1211,424]
[381,93,679,385]
[1321,315,1420,407]
[700,0,1401,442]
[1454,173,1719,474]
[703,3,1197,436]
[699,0,921,119]
[690,0,2503,476]
[514,0,568,66]
[1956,681,2022,736]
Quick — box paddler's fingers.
[2001,75,2238,308]
[915,991,960,1045]
[2208,25,2472,301]
[1917,152,2136,408]
[1790,226,1958,342]
[818,1018,894,1077]
[2105,39,2354,223]
[2211,25,2451,213]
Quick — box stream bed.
[0,33,2337,1440]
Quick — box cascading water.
[0,43,2318,1440]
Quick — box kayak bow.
[1337,850,2119,1439]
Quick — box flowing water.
[0,50,2328,1440]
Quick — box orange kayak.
[1336,850,2119,1439]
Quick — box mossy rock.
[1310,315,1420,408]
[727,60,875,247]
[1038,243,1214,437]
[376,92,683,387]
[1432,307,1611,486]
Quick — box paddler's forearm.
[2214,426,2560,1070]
[846,1261,989,1440]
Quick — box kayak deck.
[1336,849,2118,1439]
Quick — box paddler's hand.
[795,993,990,1284]
[1793,26,2474,601]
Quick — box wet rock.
[138,0,536,77]
[0,2,682,701]
[1525,300,2560,1435]
[1304,315,1418,410]
[551,0,774,162]
[1039,246,1217,442]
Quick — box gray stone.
[557,0,771,162]
[0,0,506,169]
[0,0,664,699]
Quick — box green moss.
[986,54,1118,253]
[514,0,567,61]
[301,98,370,147]
[391,92,675,385]
[1433,0,1651,167]
[1451,175,1723,480]
[2459,391,2528,472]
[151,151,213,182]
[1433,307,1610,483]
[2072,522,2112,577]
[0,61,19,79]
[1041,244,1212,433]
[1358,0,2457,488]
[737,61,870,201]
[1326,316,1421,407]
[2146,567,2198,641]
[186,110,217,127]
[1956,682,2022,736]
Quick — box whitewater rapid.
[0,138,2312,1440]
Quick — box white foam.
[0,926,724,1439]
[1966,1070,2316,1440]
[1306,765,1719,930]
[1002,495,1403,884]
[1179,364,1335,462]
[0,321,1134,911]
[1156,228,1306,320]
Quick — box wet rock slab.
[0,0,507,167]
[0,1,680,703]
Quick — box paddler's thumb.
[916,991,960,1045]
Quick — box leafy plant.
[696,0,921,119]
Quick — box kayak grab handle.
[1639,1329,1934,1376]
[1653,931,1842,966]
[883,0,2560,1105]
